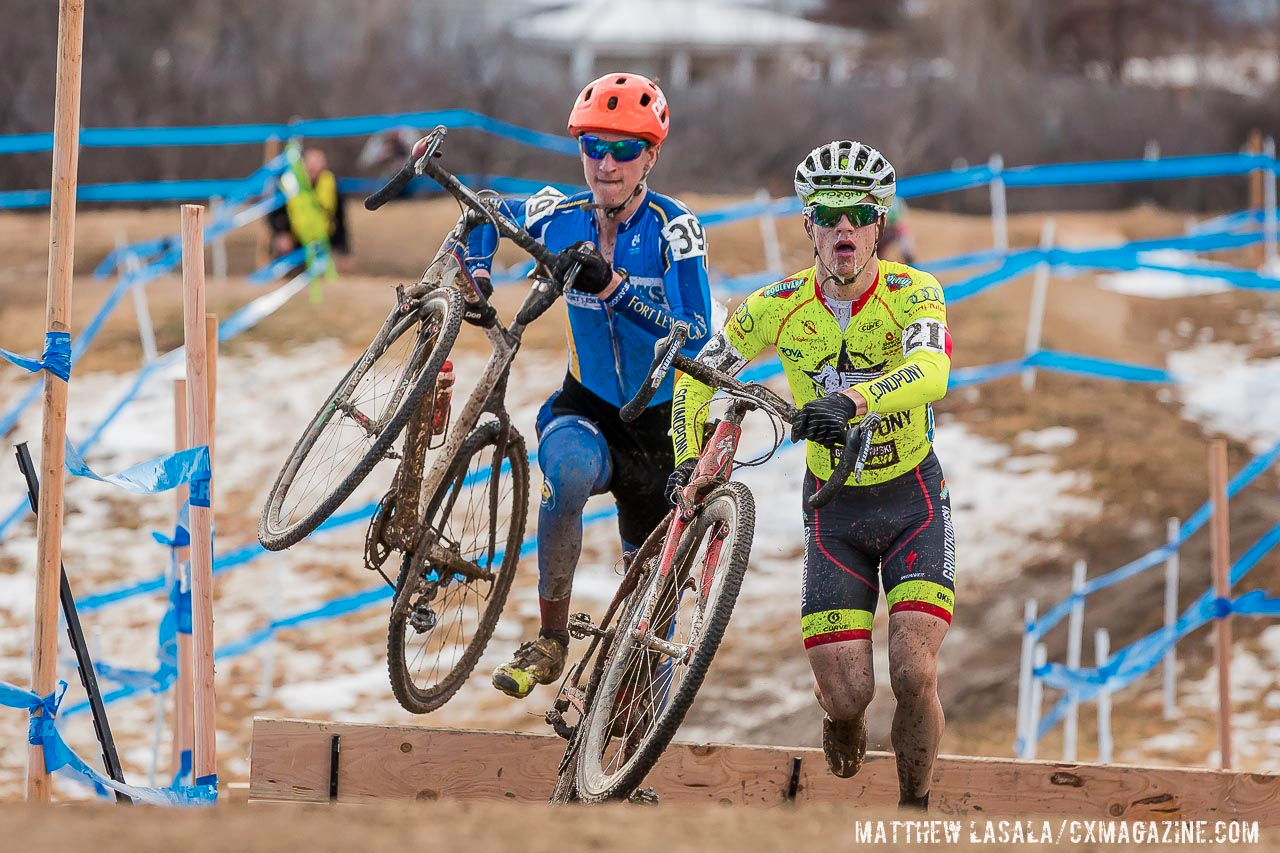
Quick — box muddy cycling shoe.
[822,714,868,778]
[492,636,567,699]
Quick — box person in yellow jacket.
[268,146,351,273]
[670,140,954,811]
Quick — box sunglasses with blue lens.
[579,134,650,163]
[804,203,886,228]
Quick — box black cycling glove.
[553,240,613,294]
[666,459,698,504]
[791,393,858,447]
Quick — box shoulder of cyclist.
[848,261,952,415]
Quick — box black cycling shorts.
[800,450,955,650]
[548,374,674,547]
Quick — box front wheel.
[574,481,755,803]
[259,287,463,550]
[387,420,530,714]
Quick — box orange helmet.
[567,73,669,146]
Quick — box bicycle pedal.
[627,787,660,806]
[408,603,438,633]
[568,612,606,640]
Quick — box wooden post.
[1248,129,1264,213]
[182,204,217,786]
[1022,217,1055,393]
[29,0,85,803]
[989,153,1008,254]
[171,379,193,780]
[1095,629,1113,764]
[1248,130,1264,267]
[1163,516,1181,720]
[256,138,282,268]
[1209,439,1232,770]
[1064,559,1086,762]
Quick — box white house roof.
[510,0,864,49]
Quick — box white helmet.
[794,140,896,207]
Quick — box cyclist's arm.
[672,295,768,464]
[603,213,712,350]
[849,273,951,415]
[464,186,566,283]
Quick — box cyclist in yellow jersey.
[670,140,954,811]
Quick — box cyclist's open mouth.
[834,240,856,257]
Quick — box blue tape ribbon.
[64,441,211,500]
[0,332,71,380]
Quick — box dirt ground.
[1,800,1274,853]
[2,196,1279,837]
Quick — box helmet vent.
[616,76,628,84]
[582,88,593,101]
[639,93,652,107]
[607,95,619,110]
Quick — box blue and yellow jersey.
[672,261,952,485]
[467,186,712,408]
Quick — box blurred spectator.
[878,196,916,265]
[268,146,352,274]
[358,126,420,181]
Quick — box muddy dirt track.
[2,800,1274,853]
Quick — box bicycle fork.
[634,415,743,664]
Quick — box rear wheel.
[259,287,462,550]
[574,482,754,802]
[387,421,529,713]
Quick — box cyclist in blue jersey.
[464,73,713,699]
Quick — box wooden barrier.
[250,719,1280,822]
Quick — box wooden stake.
[1248,129,1264,213]
[256,137,282,268]
[171,379,193,780]
[29,0,85,803]
[182,204,217,785]
[1248,130,1265,266]
[1209,439,1232,770]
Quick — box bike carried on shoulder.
[258,126,582,713]
[546,321,879,803]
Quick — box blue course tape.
[0,679,216,804]
[1027,518,1280,746]
[64,441,211,502]
[0,332,71,380]
[0,109,578,155]
[1030,434,1280,640]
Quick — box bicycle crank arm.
[424,544,495,583]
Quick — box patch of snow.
[1016,427,1078,452]
[1168,342,1280,453]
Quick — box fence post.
[1209,440,1232,770]
[1064,559,1086,762]
[1022,217,1055,392]
[1263,137,1276,272]
[1027,643,1047,760]
[210,196,228,282]
[1163,516,1181,720]
[1096,628,1112,764]
[989,153,1008,254]
[29,0,85,803]
[182,204,218,786]
[756,188,783,278]
[1015,599,1037,758]
[172,379,193,782]
[118,234,158,365]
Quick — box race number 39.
[903,318,947,356]
[663,213,708,261]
